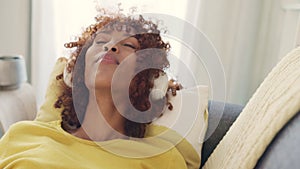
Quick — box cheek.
[84,63,98,89]
[85,44,104,64]
[112,55,137,89]
[119,52,137,71]
[84,55,99,89]
[85,48,94,69]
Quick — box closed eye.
[96,41,108,45]
[123,43,137,49]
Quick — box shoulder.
[10,120,59,129]
[4,120,61,138]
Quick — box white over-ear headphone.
[150,72,169,100]
[63,61,73,88]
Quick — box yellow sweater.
[0,120,199,169]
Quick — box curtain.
[31,0,99,107]
[31,0,57,107]
[185,0,300,105]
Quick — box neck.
[72,88,127,141]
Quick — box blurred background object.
[0,55,37,134]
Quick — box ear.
[150,72,169,100]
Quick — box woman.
[56,13,173,140]
[0,10,199,169]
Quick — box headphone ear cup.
[63,65,73,88]
[150,72,169,100]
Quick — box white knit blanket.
[203,46,300,169]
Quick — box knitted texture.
[203,47,300,169]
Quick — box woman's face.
[84,28,140,90]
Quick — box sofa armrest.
[201,101,244,167]
[255,111,300,169]
[0,83,37,133]
[201,101,300,169]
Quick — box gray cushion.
[201,101,244,167]
[255,111,300,169]
[0,127,3,138]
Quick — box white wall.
[0,0,31,81]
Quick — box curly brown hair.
[54,12,176,138]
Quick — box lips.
[96,53,118,64]
[102,54,118,64]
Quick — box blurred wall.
[0,0,31,81]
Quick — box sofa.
[0,55,36,135]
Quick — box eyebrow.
[96,30,112,34]
[96,30,134,37]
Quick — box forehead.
[93,28,140,48]
[95,29,134,37]
[96,19,149,36]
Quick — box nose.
[111,46,118,52]
[103,44,119,53]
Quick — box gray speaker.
[0,55,27,90]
